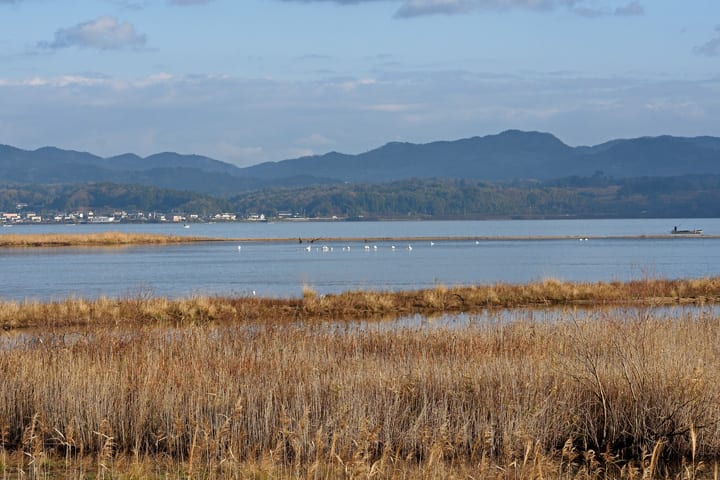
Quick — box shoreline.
[2,277,720,331]
[0,231,717,248]
[252,233,717,243]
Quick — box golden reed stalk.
[0,231,214,247]
[2,276,720,330]
[0,280,720,477]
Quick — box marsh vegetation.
[0,232,215,248]
[2,279,720,478]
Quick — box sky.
[1,0,719,166]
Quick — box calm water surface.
[5,304,718,351]
[1,219,718,300]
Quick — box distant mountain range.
[2,130,720,195]
[0,144,331,195]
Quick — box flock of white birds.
[235,240,495,254]
[236,238,594,254]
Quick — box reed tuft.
[0,231,215,248]
[2,278,720,477]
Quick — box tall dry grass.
[0,231,214,248]
[2,305,720,478]
[3,276,720,331]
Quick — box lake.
[1,218,718,301]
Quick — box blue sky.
[1,0,719,166]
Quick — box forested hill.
[2,131,720,194]
[0,145,339,195]
[6,175,716,220]
[240,130,720,183]
[227,175,720,219]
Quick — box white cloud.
[614,1,643,16]
[0,73,175,89]
[168,0,216,5]
[644,100,705,119]
[285,147,316,158]
[39,16,147,50]
[363,103,421,112]
[0,75,112,88]
[298,133,335,146]
[0,70,717,164]
[113,0,149,10]
[395,0,474,18]
[695,26,720,57]
[323,77,377,91]
[280,0,645,18]
[570,6,608,18]
[279,0,388,4]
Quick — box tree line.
[2,175,719,219]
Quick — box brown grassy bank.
[0,231,217,247]
[2,308,720,478]
[2,276,720,331]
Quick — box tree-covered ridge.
[0,183,230,215]
[2,175,719,220]
[231,176,720,219]
[3,131,720,194]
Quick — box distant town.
[0,204,328,225]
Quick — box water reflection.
[5,304,718,351]
[334,303,720,333]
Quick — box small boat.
[671,226,702,235]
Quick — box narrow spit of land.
[0,231,717,248]
[0,231,220,247]
[2,277,720,331]
[278,233,719,243]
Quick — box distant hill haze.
[2,130,720,194]
[243,130,720,182]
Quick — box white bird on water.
[407,244,413,251]
[237,245,242,251]
[430,241,435,246]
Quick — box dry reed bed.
[2,276,720,331]
[1,310,720,478]
[0,231,215,247]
